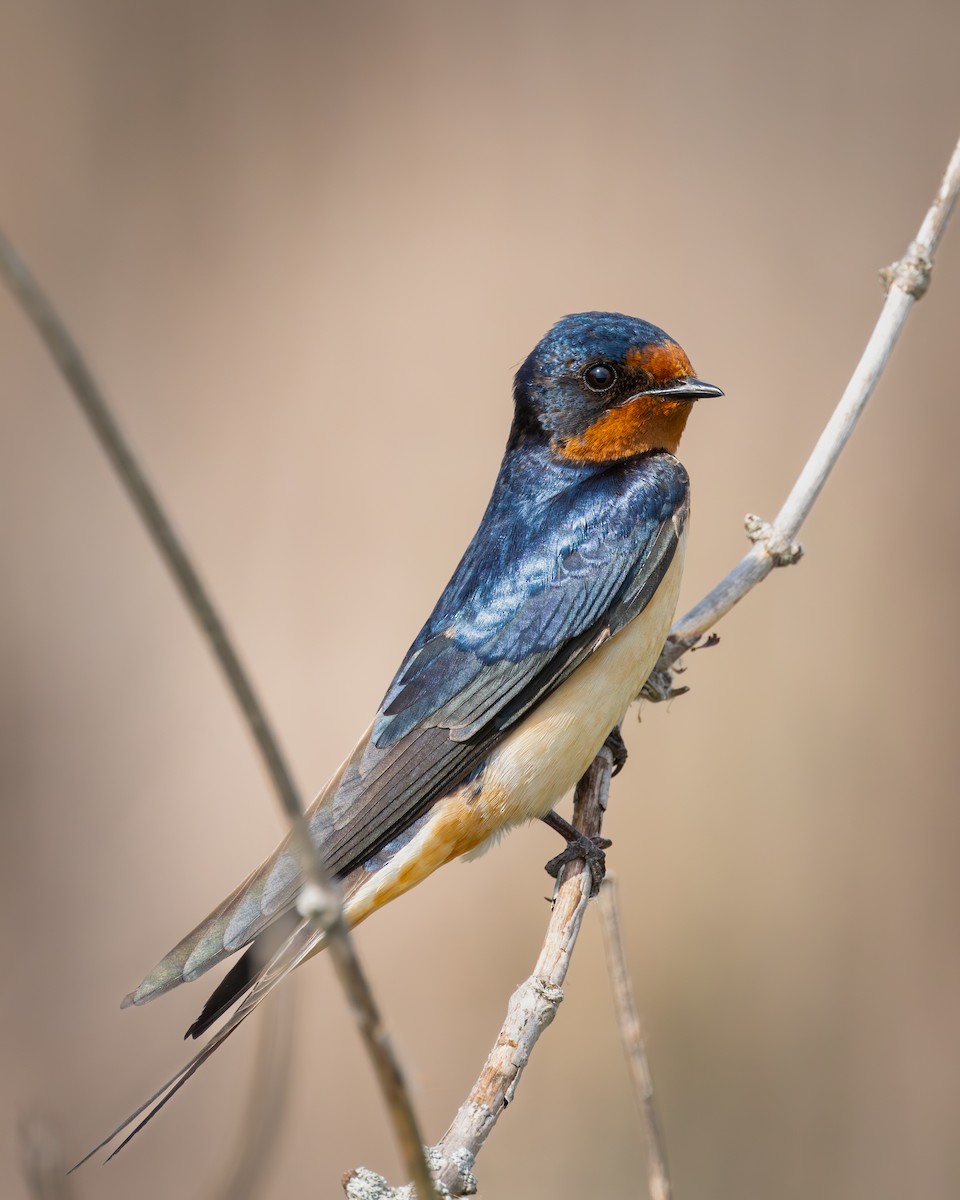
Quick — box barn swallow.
[81,311,721,1159]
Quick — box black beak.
[609,375,724,410]
[642,376,724,401]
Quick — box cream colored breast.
[479,530,686,827]
[339,531,687,922]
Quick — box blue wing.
[129,449,689,1007]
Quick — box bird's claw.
[544,833,612,897]
[603,726,628,775]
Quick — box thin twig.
[429,747,615,1197]
[598,877,671,1200]
[653,134,960,677]
[0,231,435,1198]
[0,230,313,855]
[326,922,435,1197]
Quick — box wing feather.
[128,452,689,1006]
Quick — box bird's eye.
[584,363,617,393]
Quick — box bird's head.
[512,312,721,463]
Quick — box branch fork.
[880,240,933,299]
[743,514,804,566]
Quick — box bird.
[81,310,721,1160]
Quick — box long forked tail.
[72,916,322,1168]
[183,910,302,1040]
[76,776,461,1165]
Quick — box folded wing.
[127,453,689,1008]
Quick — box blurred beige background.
[2,2,959,1197]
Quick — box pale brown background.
[2,2,959,1198]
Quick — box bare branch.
[598,877,671,1200]
[429,747,615,1196]
[657,134,960,673]
[0,231,435,1197]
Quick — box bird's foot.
[542,810,612,898]
[604,726,628,776]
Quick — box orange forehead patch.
[558,396,692,464]
[626,341,693,383]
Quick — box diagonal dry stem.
[0,231,435,1198]
[655,135,960,675]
